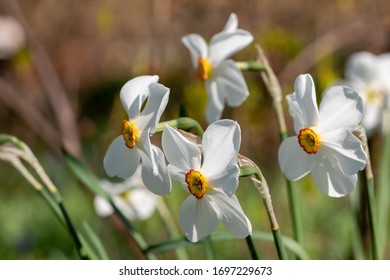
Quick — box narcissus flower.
[181,13,253,124]
[162,119,252,242]
[103,75,171,196]
[94,167,157,221]
[278,74,367,197]
[341,52,390,136]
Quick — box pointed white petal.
[120,75,159,119]
[278,136,316,181]
[205,79,225,123]
[167,164,189,193]
[141,146,172,196]
[162,125,202,171]
[103,136,140,179]
[202,119,240,175]
[318,86,364,133]
[287,74,319,134]
[222,13,238,32]
[93,196,114,217]
[209,30,253,66]
[179,195,220,242]
[207,164,239,197]
[211,189,252,238]
[181,34,209,68]
[137,83,170,133]
[214,60,249,107]
[137,128,157,175]
[311,150,358,197]
[320,129,366,175]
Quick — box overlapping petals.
[181,13,253,124]
[162,119,252,242]
[278,74,367,197]
[103,75,171,196]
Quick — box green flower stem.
[236,61,267,72]
[239,159,288,260]
[109,199,156,260]
[378,131,390,258]
[355,126,379,260]
[156,117,204,137]
[245,235,259,260]
[156,197,189,259]
[204,236,215,260]
[255,44,304,249]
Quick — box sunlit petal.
[318,86,364,133]
[103,136,140,179]
[222,13,238,32]
[141,146,171,196]
[205,79,225,124]
[287,74,319,134]
[181,34,208,69]
[214,60,249,107]
[162,125,201,171]
[209,30,253,66]
[120,75,159,119]
[278,136,315,181]
[179,195,220,242]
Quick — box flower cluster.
[100,14,369,245]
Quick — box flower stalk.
[354,126,379,260]
[255,44,304,247]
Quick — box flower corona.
[298,127,320,154]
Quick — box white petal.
[345,52,378,84]
[93,196,113,217]
[162,125,202,171]
[211,189,252,238]
[141,146,172,196]
[287,74,319,134]
[207,164,239,197]
[311,150,358,197]
[202,119,240,176]
[120,75,159,119]
[167,164,189,192]
[114,195,137,220]
[137,128,157,175]
[209,30,253,66]
[278,136,316,181]
[179,195,220,242]
[361,102,382,136]
[128,188,157,220]
[205,79,225,124]
[103,136,140,179]
[320,129,366,175]
[137,83,170,134]
[222,13,238,32]
[181,34,209,69]
[214,60,249,107]
[318,86,364,133]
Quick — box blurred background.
[0,0,390,259]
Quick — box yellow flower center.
[298,127,320,154]
[122,120,139,149]
[197,56,212,81]
[185,169,209,199]
[364,86,383,105]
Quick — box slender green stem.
[156,197,189,259]
[245,235,259,260]
[354,126,379,260]
[236,61,267,72]
[378,132,390,258]
[255,45,304,250]
[204,236,215,260]
[239,160,288,260]
[156,117,204,137]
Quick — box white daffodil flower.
[162,119,252,242]
[278,74,367,197]
[181,13,253,124]
[103,75,171,196]
[0,16,25,59]
[94,167,157,221]
[342,52,390,136]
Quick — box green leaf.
[80,222,109,260]
[63,149,107,198]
